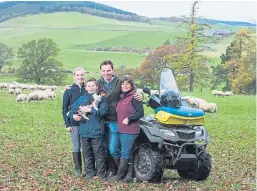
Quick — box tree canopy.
[16,38,66,85]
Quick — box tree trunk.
[189,68,194,92]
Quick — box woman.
[112,75,144,181]
[62,67,86,177]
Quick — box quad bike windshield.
[159,67,180,96]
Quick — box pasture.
[0,87,255,190]
[0,12,245,72]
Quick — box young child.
[69,78,108,180]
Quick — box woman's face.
[121,80,132,92]
[73,70,85,84]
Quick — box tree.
[168,1,212,92]
[212,29,256,94]
[17,38,66,85]
[0,42,13,72]
[138,45,178,87]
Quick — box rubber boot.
[109,158,129,181]
[72,152,82,177]
[106,156,119,178]
[122,158,133,182]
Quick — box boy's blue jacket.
[69,92,108,138]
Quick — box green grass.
[0,88,255,190]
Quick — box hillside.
[0,1,151,23]
[0,11,254,84]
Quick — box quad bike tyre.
[177,151,211,181]
[134,145,164,182]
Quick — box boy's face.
[86,81,97,94]
[73,70,85,84]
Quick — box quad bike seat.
[154,106,205,125]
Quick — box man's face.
[101,64,113,82]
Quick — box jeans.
[69,126,81,152]
[105,122,120,159]
[119,133,138,159]
[81,137,106,177]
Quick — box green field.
[0,87,255,190]
[0,12,250,74]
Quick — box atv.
[132,67,212,182]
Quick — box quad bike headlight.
[160,129,176,137]
[195,129,203,137]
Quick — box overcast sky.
[95,1,256,22]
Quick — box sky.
[95,1,256,23]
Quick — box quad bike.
[131,67,211,182]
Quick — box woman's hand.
[67,127,73,132]
[122,118,129,125]
[73,114,82,121]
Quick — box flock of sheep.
[0,82,57,103]
[211,90,233,97]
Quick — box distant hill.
[153,17,256,27]
[0,1,255,27]
[0,1,150,23]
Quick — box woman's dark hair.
[120,75,136,90]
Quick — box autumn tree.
[138,45,178,87]
[17,38,66,85]
[0,42,13,72]
[212,29,256,94]
[167,1,213,92]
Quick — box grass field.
[0,12,250,73]
[0,87,255,190]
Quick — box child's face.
[86,81,98,94]
[73,70,85,84]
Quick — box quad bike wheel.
[177,151,211,181]
[134,145,164,182]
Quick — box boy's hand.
[67,127,72,132]
[79,106,92,113]
[122,118,129,125]
[134,92,143,101]
[73,114,82,121]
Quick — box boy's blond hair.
[72,67,85,76]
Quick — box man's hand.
[67,127,73,132]
[122,118,129,125]
[134,92,143,101]
[73,114,82,121]
[64,85,71,91]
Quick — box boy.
[69,78,108,180]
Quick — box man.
[97,60,142,180]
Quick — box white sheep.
[16,94,28,103]
[15,88,21,95]
[195,100,217,118]
[211,90,224,97]
[224,91,233,96]
[8,88,15,95]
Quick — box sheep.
[211,90,224,97]
[182,96,207,108]
[28,92,39,102]
[8,88,14,95]
[16,94,28,103]
[195,100,217,118]
[224,91,233,96]
[15,88,21,95]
